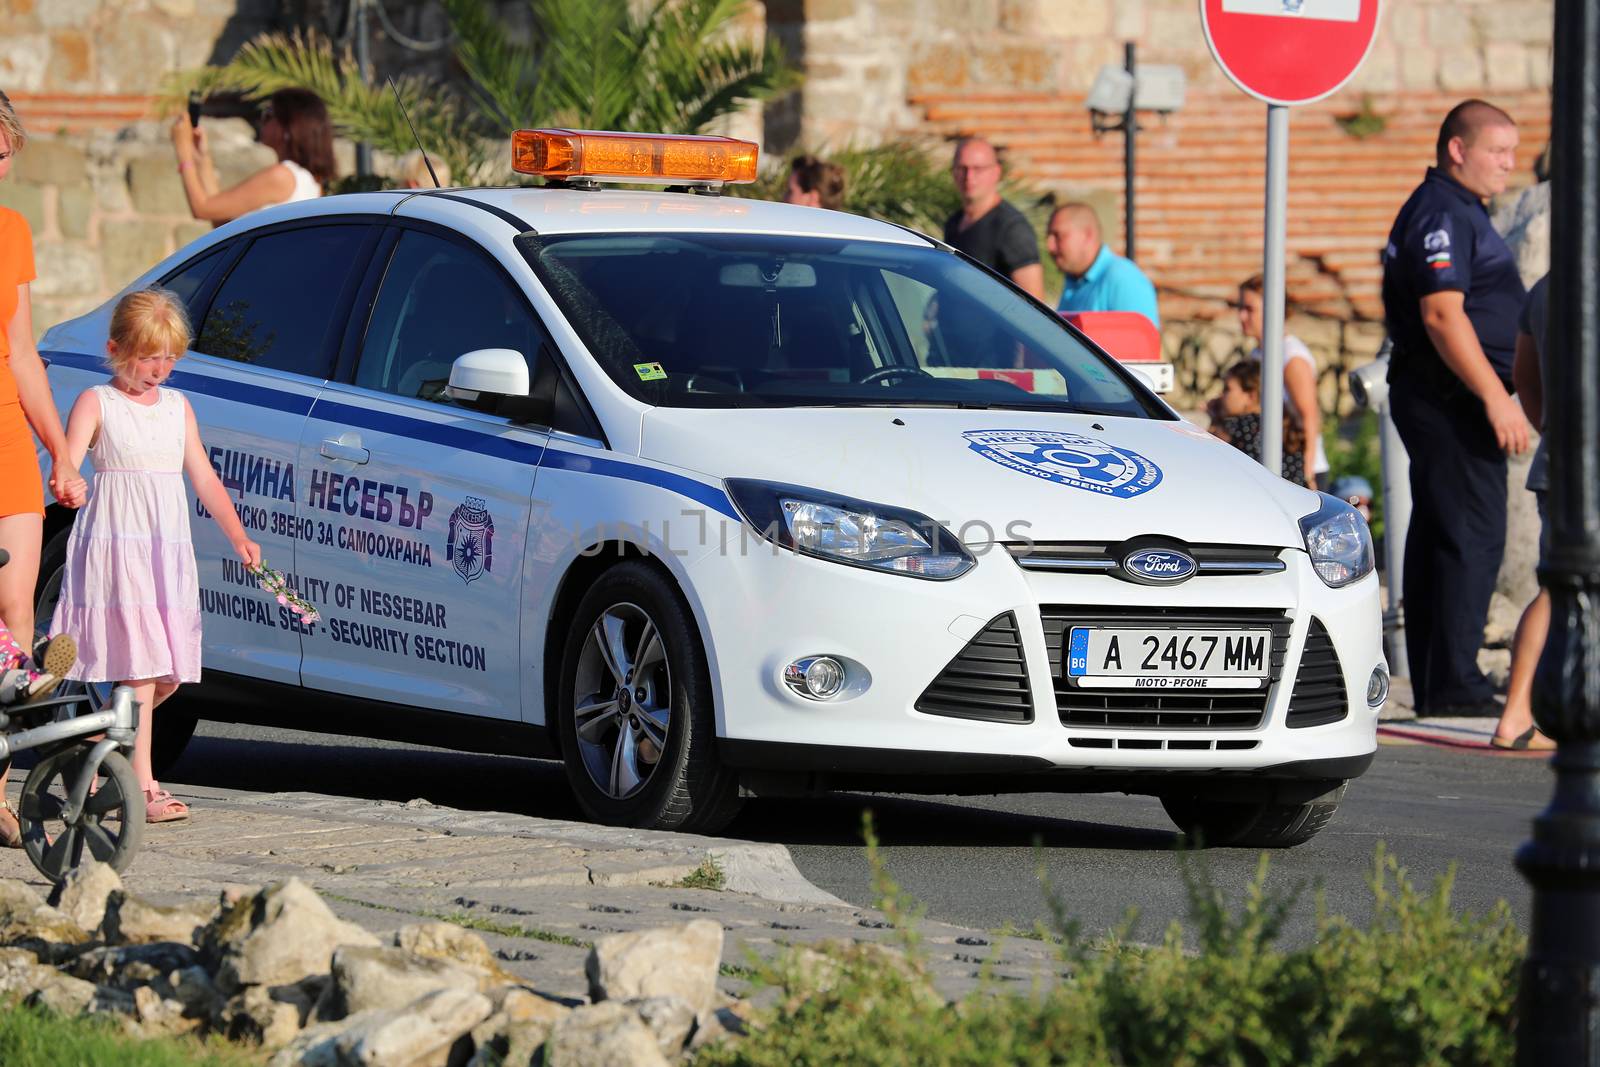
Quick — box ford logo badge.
[1123,548,1197,584]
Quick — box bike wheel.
[19,747,144,881]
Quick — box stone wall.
[0,121,303,335]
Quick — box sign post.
[1200,0,1382,479]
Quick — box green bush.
[1325,410,1385,541]
[697,826,1521,1067]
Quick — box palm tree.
[163,0,797,186]
[447,0,795,135]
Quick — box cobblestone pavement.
[0,780,1067,1002]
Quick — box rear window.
[522,232,1162,418]
[195,225,371,378]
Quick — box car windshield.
[521,232,1166,417]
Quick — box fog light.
[1367,664,1390,708]
[784,656,846,700]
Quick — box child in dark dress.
[1207,360,1308,486]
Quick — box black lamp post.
[1516,1,1600,1062]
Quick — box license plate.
[1066,627,1270,689]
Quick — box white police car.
[36,131,1383,846]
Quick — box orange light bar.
[511,129,759,185]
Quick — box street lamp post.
[1516,1,1600,1062]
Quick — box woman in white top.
[1237,273,1328,489]
[171,88,333,225]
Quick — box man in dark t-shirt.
[943,137,1043,301]
[1380,98,1530,717]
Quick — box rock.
[204,878,380,994]
[315,944,482,1021]
[275,988,492,1067]
[467,988,569,1067]
[396,922,502,976]
[586,919,723,1018]
[102,890,215,946]
[133,983,203,1036]
[26,970,136,1018]
[49,861,122,934]
[0,946,50,998]
[220,978,323,1049]
[0,878,90,955]
[629,995,696,1057]
[687,1005,750,1052]
[546,1001,671,1067]
[64,941,201,989]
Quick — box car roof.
[245,187,937,246]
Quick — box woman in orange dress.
[0,91,87,846]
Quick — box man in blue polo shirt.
[1382,98,1531,718]
[1048,203,1159,327]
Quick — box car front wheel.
[556,561,741,833]
[1160,781,1346,848]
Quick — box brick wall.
[768,0,1553,406]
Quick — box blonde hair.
[399,150,450,188]
[0,90,26,157]
[107,288,191,371]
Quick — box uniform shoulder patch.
[1423,228,1451,253]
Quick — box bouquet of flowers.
[247,562,321,625]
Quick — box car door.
[293,224,546,719]
[176,221,379,683]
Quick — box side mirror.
[446,348,529,402]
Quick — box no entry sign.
[1201,0,1383,107]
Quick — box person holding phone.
[171,88,334,224]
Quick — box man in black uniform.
[1382,99,1531,717]
[944,137,1043,301]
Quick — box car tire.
[556,561,741,834]
[1160,781,1345,848]
[36,523,199,779]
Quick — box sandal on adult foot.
[1491,726,1557,751]
[0,800,23,849]
[144,786,189,824]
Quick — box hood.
[640,408,1320,548]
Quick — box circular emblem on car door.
[1123,547,1197,584]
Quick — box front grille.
[1008,542,1286,577]
[1286,618,1348,728]
[1040,606,1292,729]
[1068,737,1260,751]
[916,612,1033,724]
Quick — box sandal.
[33,633,77,679]
[144,784,189,824]
[1491,726,1558,751]
[0,799,22,849]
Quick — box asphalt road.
[167,722,1549,946]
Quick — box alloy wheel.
[571,602,672,800]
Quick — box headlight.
[725,479,974,580]
[1298,492,1375,588]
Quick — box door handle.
[320,436,369,464]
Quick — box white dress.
[50,386,201,684]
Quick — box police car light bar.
[511,129,759,186]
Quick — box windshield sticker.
[963,429,1163,499]
[634,361,668,381]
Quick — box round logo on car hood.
[1123,547,1197,583]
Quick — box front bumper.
[682,535,1382,786]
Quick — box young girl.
[1207,360,1309,487]
[50,289,260,823]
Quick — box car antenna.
[387,76,441,188]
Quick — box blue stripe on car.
[41,350,739,519]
